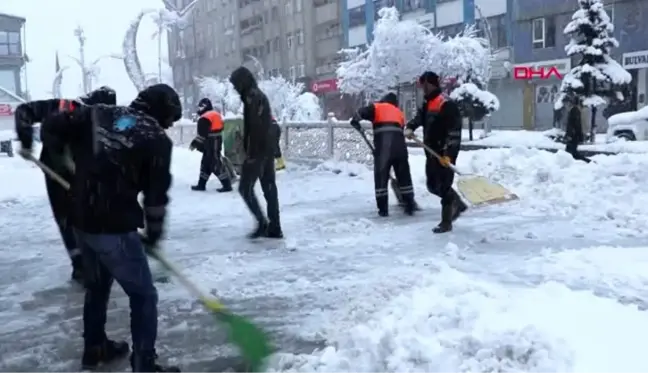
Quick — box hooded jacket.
[130,83,182,128]
[229,66,275,159]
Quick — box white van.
[606,106,648,141]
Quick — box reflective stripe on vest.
[59,99,75,112]
[201,110,224,132]
[426,95,446,113]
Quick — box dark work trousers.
[238,156,280,227]
[565,143,592,163]
[199,135,231,187]
[425,153,460,206]
[373,130,414,212]
[77,230,158,355]
[275,125,283,159]
[42,150,80,265]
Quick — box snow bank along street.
[2,145,648,371]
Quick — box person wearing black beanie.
[404,71,468,233]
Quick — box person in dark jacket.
[564,97,592,163]
[34,84,182,372]
[189,97,233,192]
[350,92,417,217]
[404,71,467,233]
[14,86,117,285]
[229,66,283,239]
[273,117,286,170]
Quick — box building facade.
[166,0,343,115]
[0,12,26,99]
[512,0,648,131]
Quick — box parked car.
[606,106,648,142]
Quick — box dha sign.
[513,66,563,80]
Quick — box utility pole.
[74,26,90,94]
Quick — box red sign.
[514,66,563,80]
[0,104,12,116]
[311,79,338,94]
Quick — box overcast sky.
[4,0,169,103]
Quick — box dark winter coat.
[229,66,276,159]
[41,84,181,243]
[406,89,463,160]
[565,106,584,146]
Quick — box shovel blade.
[456,175,518,207]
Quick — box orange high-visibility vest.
[426,95,446,113]
[59,99,75,112]
[373,102,405,127]
[201,111,224,132]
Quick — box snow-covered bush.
[554,0,631,113]
[337,7,435,99]
[449,81,500,121]
[197,75,322,121]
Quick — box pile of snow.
[607,106,648,126]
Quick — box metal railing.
[169,114,377,164]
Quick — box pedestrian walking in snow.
[564,97,592,163]
[229,66,283,239]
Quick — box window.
[494,15,507,49]
[532,17,556,49]
[315,22,340,41]
[230,14,236,26]
[285,0,293,14]
[349,5,365,28]
[0,32,20,56]
[295,0,302,12]
[605,4,614,25]
[296,29,304,45]
[273,36,280,51]
[286,33,294,49]
[314,0,334,6]
[402,0,423,12]
[289,66,296,80]
[532,18,545,49]
[272,6,279,19]
[373,0,395,20]
[231,38,236,51]
[298,63,305,77]
[265,40,271,54]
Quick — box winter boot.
[452,198,468,222]
[82,339,130,370]
[247,220,269,239]
[217,179,233,193]
[378,209,389,217]
[432,204,454,234]
[275,157,286,170]
[265,222,284,239]
[131,351,180,372]
[191,179,207,191]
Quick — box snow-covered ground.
[2,146,648,371]
[463,129,648,153]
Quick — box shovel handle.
[27,154,71,190]
[409,136,462,176]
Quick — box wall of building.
[0,13,25,97]
[512,0,648,132]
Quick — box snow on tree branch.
[449,81,500,121]
[555,0,631,109]
[433,25,491,86]
[337,7,435,99]
[197,75,322,120]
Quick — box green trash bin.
[223,118,245,174]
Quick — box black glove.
[350,120,362,132]
[140,231,160,255]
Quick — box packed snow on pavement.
[1,146,648,371]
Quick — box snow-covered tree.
[197,75,323,120]
[435,26,499,123]
[554,0,631,136]
[337,7,435,99]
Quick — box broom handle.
[409,136,462,176]
[26,154,71,190]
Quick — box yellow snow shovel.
[410,137,518,207]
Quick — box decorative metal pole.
[74,26,90,94]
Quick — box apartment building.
[512,0,647,131]
[0,12,25,98]
[166,0,343,112]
